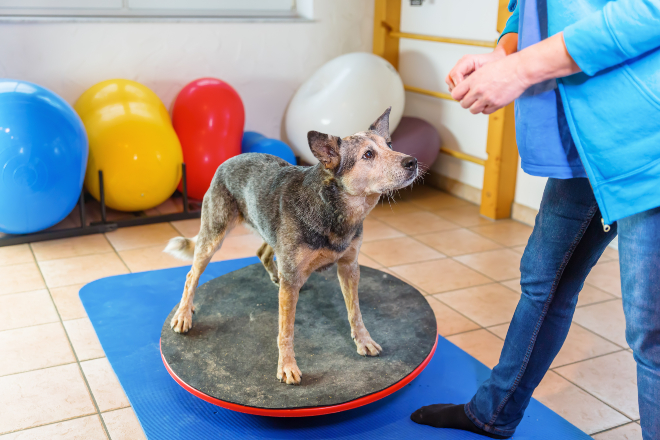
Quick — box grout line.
[0,360,79,379]
[549,348,627,371]
[552,368,635,422]
[0,319,60,334]
[1,413,106,437]
[590,421,638,437]
[25,244,112,440]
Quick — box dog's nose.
[401,156,417,170]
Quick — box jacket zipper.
[601,218,611,233]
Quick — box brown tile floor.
[0,186,638,439]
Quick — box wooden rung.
[390,31,497,48]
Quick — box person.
[409,0,660,439]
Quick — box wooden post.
[479,0,518,220]
[373,0,402,69]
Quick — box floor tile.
[577,284,616,308]
[105,223,180,251]
[593,423,643,440]
[435,283,520,327]
[102,407,146,440]
[500,278,520,293]
[433,204,493,228]
[454,249,521,281]
[361,237,444,267]
[585,260,621,297]
[487,323,509,340]
[119,245,188,273]
[419,228,502,257]
[81,358,130,412]
[154,197,183,214]
[533,371,630,435]
[0,262,45,296]
[549,324,621,368]
[0,415,107,440]
[555,351,639,419]
[0,244,33,267]
[38,253,128,288]
[509,245,527,255]
[0,364,95,434]
[378,211,459,235]
[573,300,628,347]
[63,318,105,361]
[211,234,264,262]
[50,284,87,320]
[390,259,490,294]
[0,323,74,377]
[0,290,58,332]
[30,235,113,262]
[369,200,422,218]
[362,218,405,242]
[357,253,382,268]
[170,218,200,238]
[469,220,533,247]
[425,297,480,337]
[599,247,620,263]
[409,192,469,211]
[447,329,504,369]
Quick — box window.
[0,0,298,18]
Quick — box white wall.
[0,0,374,140]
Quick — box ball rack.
[0,163,201,247]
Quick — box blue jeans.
[464,178,660,439]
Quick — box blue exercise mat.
[80,257,590,440]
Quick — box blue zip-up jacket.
[502,0,660,224]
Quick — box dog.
[164,107,418,385]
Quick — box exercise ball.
[243,137,296,165]
[172,78,244,200]
[391,117,441,167]
[0,80,88,234]
[285,52,405,164]
[241,131,266,151]
[75,79,183,212]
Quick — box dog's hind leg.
[170,188,238,333]
[256,242,279,285]
[337,239,382,356]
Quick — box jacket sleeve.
[498,0,519,42]
[563,0,660,76]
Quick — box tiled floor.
[0,186,638,439]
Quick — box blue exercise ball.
[244,138,296,165]
[0,80,88,234]
[241,131,267,151]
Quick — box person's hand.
[451,52,529,115]
[445,51,505,92]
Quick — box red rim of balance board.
[160,334,438,417]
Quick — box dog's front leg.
[277,279,303,385]
[337,248,382,356]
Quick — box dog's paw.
[277,360,302,385]
[270,274,280,286]
[171,308,193,333]
[354,333,382,356]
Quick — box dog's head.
[307,108,418,196]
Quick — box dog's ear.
[369,107,391,138]
[308,131,341,170]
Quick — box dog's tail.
[163,236,197,261]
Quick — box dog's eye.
[387,142,393,149]
[362,150,374,160]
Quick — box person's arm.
[451,32,579,114]
[445,4,519,91]
[564,0,660,76]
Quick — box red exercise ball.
[172,78,245,200]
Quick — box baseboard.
[511,203,538,227]
[425,171,481,205]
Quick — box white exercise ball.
[285,52,405,164]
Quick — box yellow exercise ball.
[74,79,183,212]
